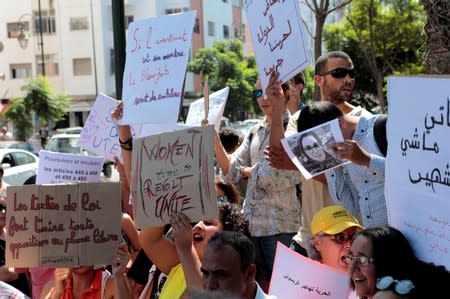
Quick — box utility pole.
[112,0,126,100]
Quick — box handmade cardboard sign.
[245,0,311,90]
[37,151,104,184]
[131,125,217,228]
[386,76,450,270]
[6,182,121,267]
[119,11,196,125]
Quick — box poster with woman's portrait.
[281,119,348,179]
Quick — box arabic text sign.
[36,151,104,184]
[386,76,450,270]
[120,11,196,125]
[131,125,218,228]
[281,119,347,179]
[77,93,141,163]
[269,242,350,298]
[245,0,311,91]
[185,87,230,131]
[6,183,122,267]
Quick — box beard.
[322,79,353,104]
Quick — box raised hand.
[170,213,193,250]
[331,140,371,167]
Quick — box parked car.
[55,127,83,135]
[0,149,39,186]
[45,134,113,178]
[0,141,39,156]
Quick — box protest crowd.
[1,5,450,299]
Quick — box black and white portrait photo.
[282,120,347,179]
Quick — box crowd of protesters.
[0,50,449,299]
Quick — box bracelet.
[119,137,133,151]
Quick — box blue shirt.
[325,115,388,227]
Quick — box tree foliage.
[5,76,69,141]
[324,0,425,112]
[302,0,353,60]
[188,39,258,121]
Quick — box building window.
[36,54,59,76]
[73,58,92,76]
[223,25,230,39]
[208,21,215,37]
[194,18,200,34]
[7,22,30,38]
[125,15,134,29]
[34,9,56,35]
[165,7,188,15]
[10,64,32,79]
[70,17,89,31]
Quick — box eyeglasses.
[376,276,415,295]
[319,68,356,79]
[217,195,228,203]
[252,89,263,99]
[318,232,354,244]
[342,254,375,266]
[304,142,321,152]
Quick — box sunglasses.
[342,254,375,266]
[319,68,356,79]
[252,89,263,99]
[216,195,228,203]
[304,142,321,152]
[318,232,353,244]
[376,276,415,295]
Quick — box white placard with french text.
[245,0,311,91]
[269,242,350,299]
[185,87,230,131]
[77,93,142,163]
[386,76,450,270]
[119,11,196,125]
[37,151,104,184]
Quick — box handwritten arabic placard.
[185,87,230,131]
[6,182,121,267]
[386,76,450,270]
[36,151,104,184]
[269,242,350,298]
[77,93,142,163]
[119,11,196,125]
[245,0,311,91]
[131,125,218,228]
[281,119,348,179]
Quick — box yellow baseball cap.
[311,205,363,236]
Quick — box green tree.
[324,0,425,112]
[6,76,69,141]
[420,0,450,74]
[188,39,258,121]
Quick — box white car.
[0,149,39,186]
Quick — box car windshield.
[46,137,82,154]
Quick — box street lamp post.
[17,0,45,76]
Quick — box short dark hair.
[0,167,3,177]
[315,51,352,75]
[297,102,343,133]
[207,231,255,271]
[218,203,250,238]
[219,127,242,154]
